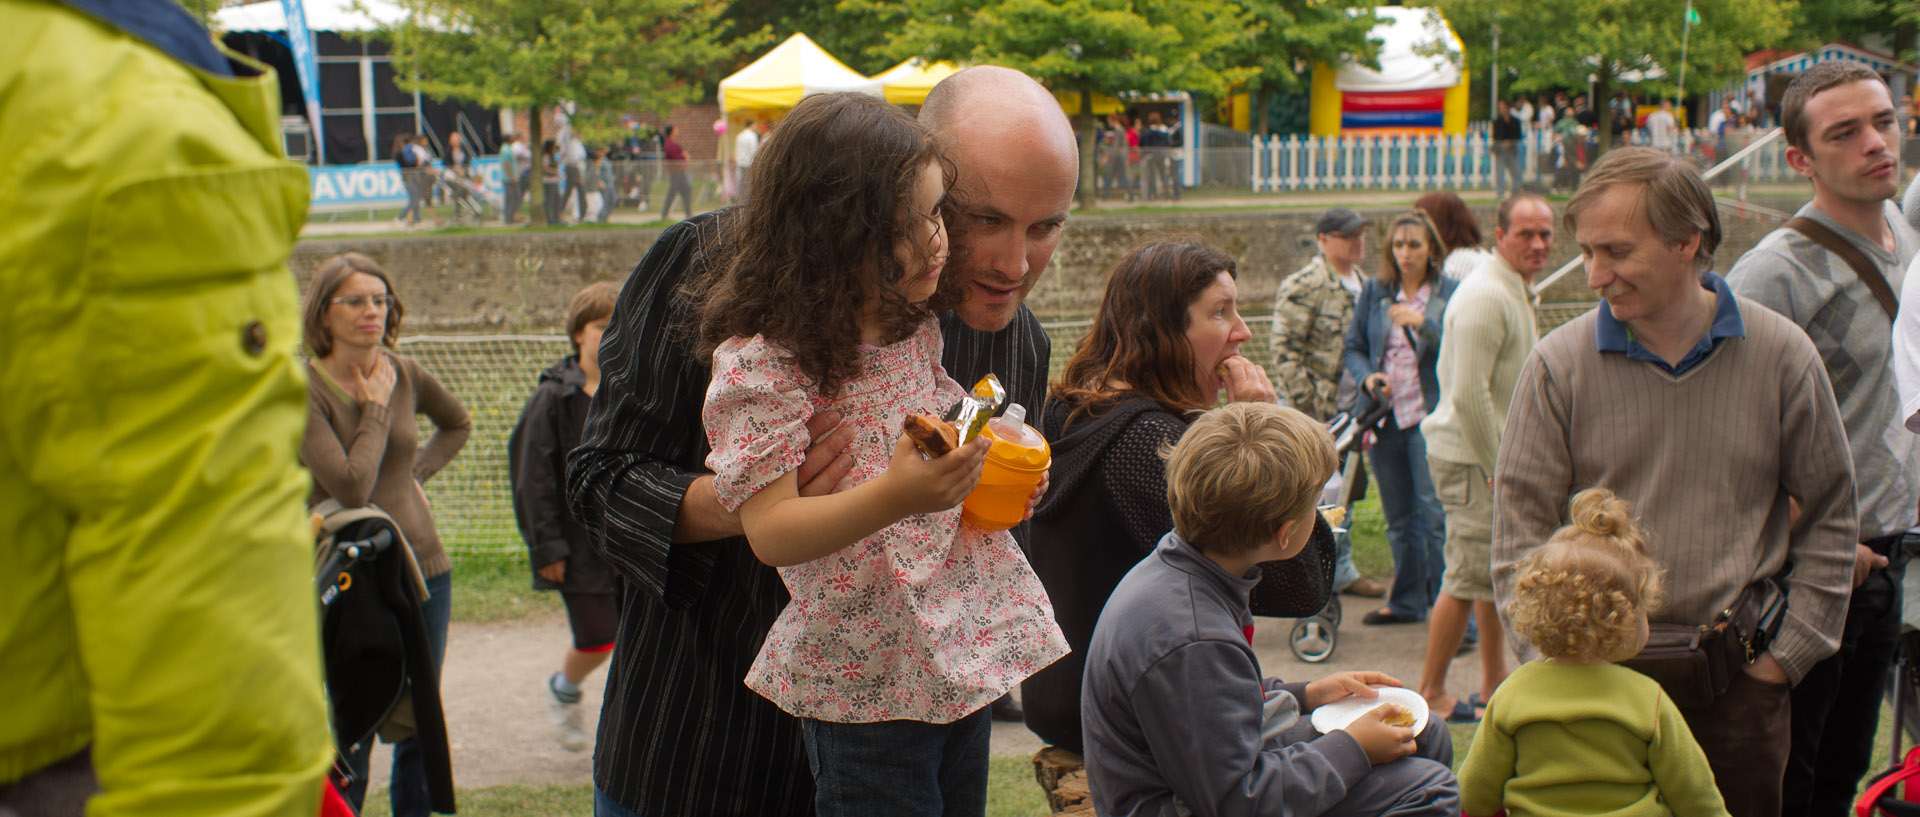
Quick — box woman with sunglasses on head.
[1346,212,1457,630]
[299,252,471,817]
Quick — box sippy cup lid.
[984,403,1050,468]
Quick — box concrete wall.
[293,199,1806,333]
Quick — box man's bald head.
[918,66,1080,331]
[922,68,1069,139]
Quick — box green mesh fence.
[403,306,1598,559]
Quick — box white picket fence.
[1249,125,1797,192]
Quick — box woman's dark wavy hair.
[697,92,952,398]
[1051,237,1236,428]
[1414,191,1482,252]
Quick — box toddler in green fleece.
[1460,488,1729,817]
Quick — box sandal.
[1443,698,1480,724]
[1361,608,1421,625]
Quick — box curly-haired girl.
[695,91,1066,816]
[1459,488,1729,817]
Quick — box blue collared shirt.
[1594,271,1746,376]
[61,0,236,77]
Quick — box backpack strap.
[1784,217,1899,320]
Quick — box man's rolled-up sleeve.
[567,215,723,609]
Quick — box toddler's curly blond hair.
[1509,488,1665,662]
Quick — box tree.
[1224,0,1382,137]
[1438,0,1794,154]
[1798,0,1902,49]
[371,0,759,225]
[872,0,1257,209]
[727,0,903,76]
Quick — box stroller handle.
[316,528,396,605]
[1326,401,1394,454]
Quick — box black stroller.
[312,502,457,814]
[1278,400,1394,663]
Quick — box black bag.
[1618,578,1784,710]
[313,506,456,814]
[1247,513,1337,618]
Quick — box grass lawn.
[366,708,1901,816]
[448,549,564,623]
[357,754,1051,817]
[435,484,1905,813]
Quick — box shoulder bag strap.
[1784,217,1899,320]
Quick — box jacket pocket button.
[243,320,268,356]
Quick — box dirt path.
[368,594,1493,792]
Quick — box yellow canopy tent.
[718,33,883,113]
[1052,90,1125,116]
[872,59,962,106]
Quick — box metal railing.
[1529,127,1786,296]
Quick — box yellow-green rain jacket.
[1,1,332,814]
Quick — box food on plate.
[1380,703,1416,727]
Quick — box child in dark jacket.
[1081,403,1461,817]
[509,281,621,752]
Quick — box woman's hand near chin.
[1219,355,1277,404]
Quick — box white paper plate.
[1308,686,1429,735]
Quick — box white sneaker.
[546,675,589,752]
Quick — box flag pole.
[1677,0,1693,108]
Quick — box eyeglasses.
[329,294,393,310]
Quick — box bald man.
[569,67,1078,817]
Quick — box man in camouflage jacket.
[1272,207,1372,420]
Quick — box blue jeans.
[1369,423,1445,620]
[398,169,428,222]
[596,189,615,222]
[801,709,991,817]
[1332,528,1361,592]
[594,786,642,817]
[1493,143,1523,198]
[344,569,452,817]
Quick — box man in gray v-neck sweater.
[1496,146,1857,817]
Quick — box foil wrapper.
[942,374,1007,444]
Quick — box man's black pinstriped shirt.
[567,209,1048,815]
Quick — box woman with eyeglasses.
[299,252,470,817]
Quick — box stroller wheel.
[1290,617,1337,663]
[1323,596,1343,626]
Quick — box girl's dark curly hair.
[697,92,953,398]
[1051,237,1238,428]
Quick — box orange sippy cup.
[961,403,1051,531]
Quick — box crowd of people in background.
[1094,108,1184,202]
[1491,86,1777,197]
[24,2,1920,814]
[393,83,1808,236]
